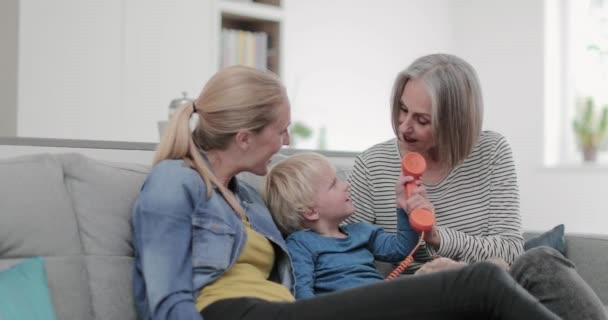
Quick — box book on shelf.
[220,28,268,70]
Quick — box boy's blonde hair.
[264,152,334,234]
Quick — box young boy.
[264,152,419,299]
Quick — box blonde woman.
[131,66,562,320]
[345,53,607,319]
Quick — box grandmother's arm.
[432,137,524,264]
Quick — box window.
[546,0,608,165]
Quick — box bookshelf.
[216,0,283,76]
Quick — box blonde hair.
[264,152,333,234]
[155,66,286,217]
[391,53,483,169]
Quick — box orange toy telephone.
[385,152,435,280]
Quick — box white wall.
[283,0,455,151]
[449,0,608,234]
[17,0,215,142]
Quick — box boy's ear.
[302,208,319,222]
[234,129,252,151]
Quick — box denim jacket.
[131,160,295,320]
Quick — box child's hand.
[395,173,416,210]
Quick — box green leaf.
[583,97,594,128]
[289,122,312,138]
[588,44,601,52]
[599,106,608,135]
[572,96,608,149]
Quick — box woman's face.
[397,78,434,155]
[247,98,291,175]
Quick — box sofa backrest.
[1,151,606,320]
[0,153,149,320]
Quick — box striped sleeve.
[436,134,524,264]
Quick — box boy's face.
[312,164,354,224]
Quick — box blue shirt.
[286,208,417,299]
[131,160,294,320]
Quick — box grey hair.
[390,53,483,169]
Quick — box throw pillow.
[0,257,57,320]
[524,224,567,256]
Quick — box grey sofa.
[1,151,607,320]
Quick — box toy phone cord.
[385,231,425,280]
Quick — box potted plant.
[572,96,608,162]
[289,121,313,147]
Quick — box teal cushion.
[524,224,567,256]
[0,257,56,320]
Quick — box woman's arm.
[132,164,203,319]
[434,137,524,264]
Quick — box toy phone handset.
[401,152,435,232]
[386,152,436,280]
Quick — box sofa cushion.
[524,224,566,256]
[0,153,149,320]
[0,154,81,257]
[564,234,608,306]
[86,256,136,320]
[61,154,147,320]
[62,153,148,256]
[0,154,92,319]
[43,256,94,320]
[1,257,95,320]
[0,257,57,320]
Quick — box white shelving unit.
[215,0,284,76]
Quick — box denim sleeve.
[286,236,316,299]
[368,208,419,263]
[133,164,204,320]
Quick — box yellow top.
[196,219,294,311]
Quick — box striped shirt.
[345,131,523,270]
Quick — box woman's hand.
[415,257,467,275]
[395,174,441,248]
[485,257,510,272]
[409,186,441,248]
[407,183,433,214]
